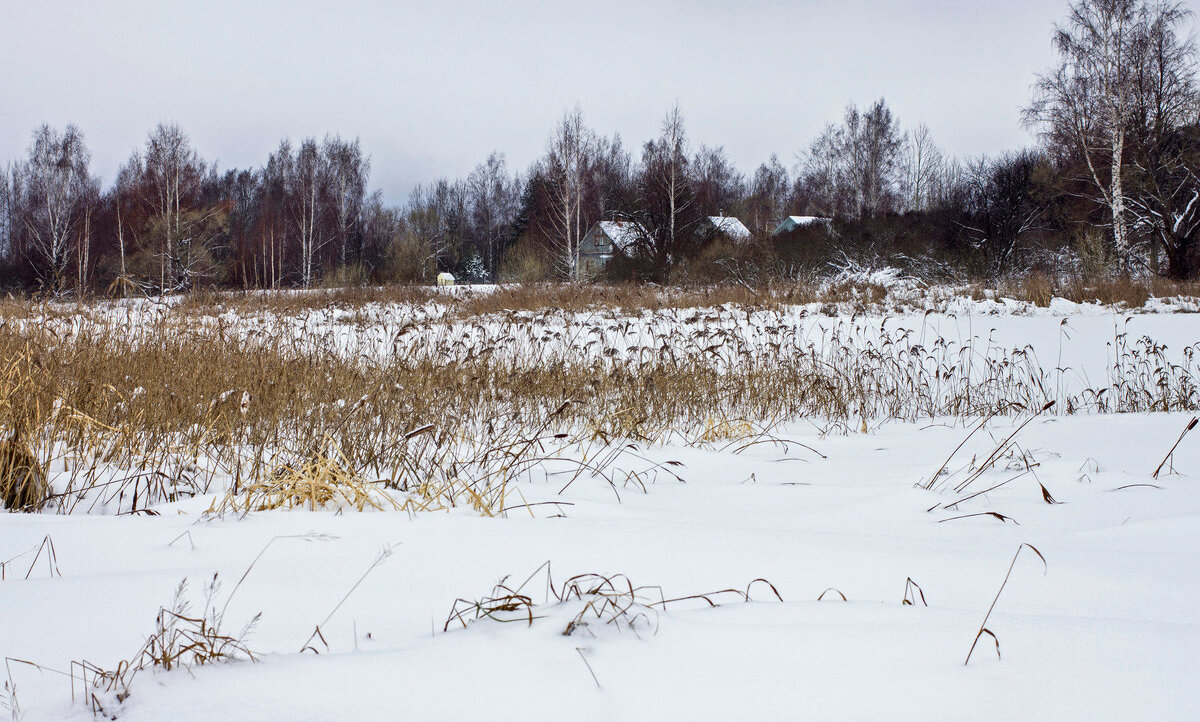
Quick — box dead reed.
[0,429,47,512]
[444,562,783,637]
[73,574,260,717]
[4,288,1200,517]
[964,544,1047,665]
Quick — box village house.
[578,220,648,278]
[696,215,752,244]
[772,215,831,235]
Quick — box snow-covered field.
[3,292,1200,720]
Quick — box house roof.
[784,215,828,226]
[773,216,831,234]
[595,221,647,251]
[705,216,752,240]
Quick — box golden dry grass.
[3,282,1200,515]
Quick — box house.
[436,272,455,287]
[697,215,752,244]
[579,220,648,278]
[772,216,831,235]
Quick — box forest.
[1,0,1198,294]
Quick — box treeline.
[1,0,1198,294]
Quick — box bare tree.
[587,133,634,222]
[1027,0,1146,265]
[466,151,520,278]
[900,123,947,212]
[639,105,695,278]
[1125,1,1200,276]
[401,185,442,281]
[142,123,220,290]
[288,138,330,287]
[323,135,369,272]
[406,179,468,279]
[1128,124,1200,277]
[843,100,905,218]
[692,145,745,218]
[258,143,295,288]
[108,151,150,288]
[538,106,595,281]
[960,151,1049,277]
[12,124,96,294]
[359,192,403,278]
[746,155,790,233]
[798,100,904,220]
[798,124,846,217]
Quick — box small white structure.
[436,272,455,287]
[773,216,831,235]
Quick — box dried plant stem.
[965,544,1046,666]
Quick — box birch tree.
[900,123,947,212]
[143,123,215,290]
[466,152,520,278]
[262,138,332,287]
[323,135,369,272]
[798,100,904,220]
[538,107,595,281]
[0,164,12,271]
[291,139,329,287]
[1027,0,1146,266]
[259,143,294,288]
[13,125,96,294]
[1125,1,1200,276]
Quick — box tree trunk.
[1111,129,1129,273]
[1165,235,1194,280]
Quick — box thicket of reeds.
[2,284,1199,515]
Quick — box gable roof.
[594,221,647,252]
[704,216,752,241]
[784,215,828,226]
[773,216,831,235]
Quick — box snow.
[3,297,1200,720]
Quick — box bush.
[381,230,430,284]
[498,239,552,283]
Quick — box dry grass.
[445,282,826,317]
[1005,272,1056,307]
[4,273,1200,328]
[0,430,47,512]
[1002,273,1200,308]
[76,575,260,717]
[964,544,1046,666]
[209,443,402,515]
[1152,416,1198,479]
[444,561,783,638]
[4,283,1200,516]
[167,276,1200,320]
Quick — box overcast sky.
[4,0,1198,203]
